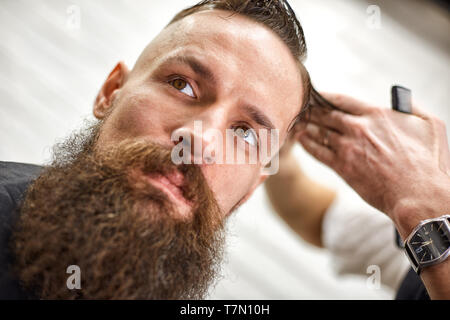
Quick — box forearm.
[297,91,450,298]
[265,152,336,247]
[392,180,450,299]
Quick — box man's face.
[11,9,305,300]
[94,10,304,217]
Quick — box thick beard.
[10,121,225,299]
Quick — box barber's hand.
[297,92,450,236]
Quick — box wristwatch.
[403,215,450,275]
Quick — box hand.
[296,92,450,236]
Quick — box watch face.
[409,220,450,264]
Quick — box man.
[0,0,311,299]
[2,0,448,300]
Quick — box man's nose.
[171,111,226,165]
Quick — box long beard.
[10,122,225,299]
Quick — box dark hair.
[167,0,313,131]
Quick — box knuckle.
[338,138,350,151]
[330,132,342,147]
[428,116,446,133]
[370,106,385,117]
[333,94,344,105]
[338,159,353,177]
[330,93,346,107]
[330,110,349,125]
[350,120,367,137]
[434,117,445,129]
[338,140,353,160]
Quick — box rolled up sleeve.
[321,191,410,292]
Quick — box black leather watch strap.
[395,228,403,249]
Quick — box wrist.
[390,175,450,240]
[392,195,449,241]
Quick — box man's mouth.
[142,171,193,217]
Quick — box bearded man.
[2,0,449,301]
[0,0,314,299]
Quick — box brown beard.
[10,121,225,299]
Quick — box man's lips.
[143,171,193,211]
[162,170,184,188]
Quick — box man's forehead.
[178,10,273,45]
[169,10,296,69]
[136,9,303,134]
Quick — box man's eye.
[234,127,258,147]
[168,78,196,98]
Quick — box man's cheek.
[202,164,257,213]
[107,99,163,141]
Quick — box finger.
[300,122,342,151]
[319,92,372,115]
[308,107,355,134]
[411,103,433,120]
[433,116,450,173]
[297,131,335,167]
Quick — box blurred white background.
[0,0,448,299]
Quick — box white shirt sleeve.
[321,191,411,292]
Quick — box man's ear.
[93,61,129,119]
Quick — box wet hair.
[167,0,314,131]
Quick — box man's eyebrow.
[158,55,217,85]
[241,105,276,131]
[159,55,277,131]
